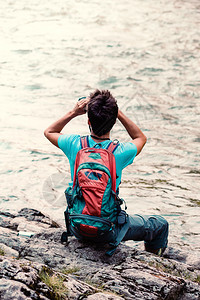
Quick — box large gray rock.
[0,208,200,300]
[0,278,49,300]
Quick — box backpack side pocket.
[65,186,73,208]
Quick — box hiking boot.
[156,248,165,256]
[145,245,166,257]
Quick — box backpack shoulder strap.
[106,140,120,153]
[80,136,119,152]
[80,136,89,149]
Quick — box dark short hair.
[87,89,118,136]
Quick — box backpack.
[61,136,130,256]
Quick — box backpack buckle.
[112,139,119,145]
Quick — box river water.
[0,0,200,255]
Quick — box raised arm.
[117,110,147,155]
[44,98,89,147]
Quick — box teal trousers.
[120,214,169,251]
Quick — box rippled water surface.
[0,0,200,255]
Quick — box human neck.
[90,131,110,141]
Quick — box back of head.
[88,90,118,136]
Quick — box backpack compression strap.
[106,216,130,256]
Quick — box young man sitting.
[44,89,168,255]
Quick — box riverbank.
[1,0,200,255]
[0,208,200,299]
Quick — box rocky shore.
[0,208,200,299]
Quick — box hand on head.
[73,97,90,116]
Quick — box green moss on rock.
[0,247,5,256]
[39,266,68,300]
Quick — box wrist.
[69,109,78,118]
[117,110,125,121]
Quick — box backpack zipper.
[69,213,114,227]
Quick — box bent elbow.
[44,129,49,138]
[143,134,147,145]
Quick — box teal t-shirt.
[58,134,137,189]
